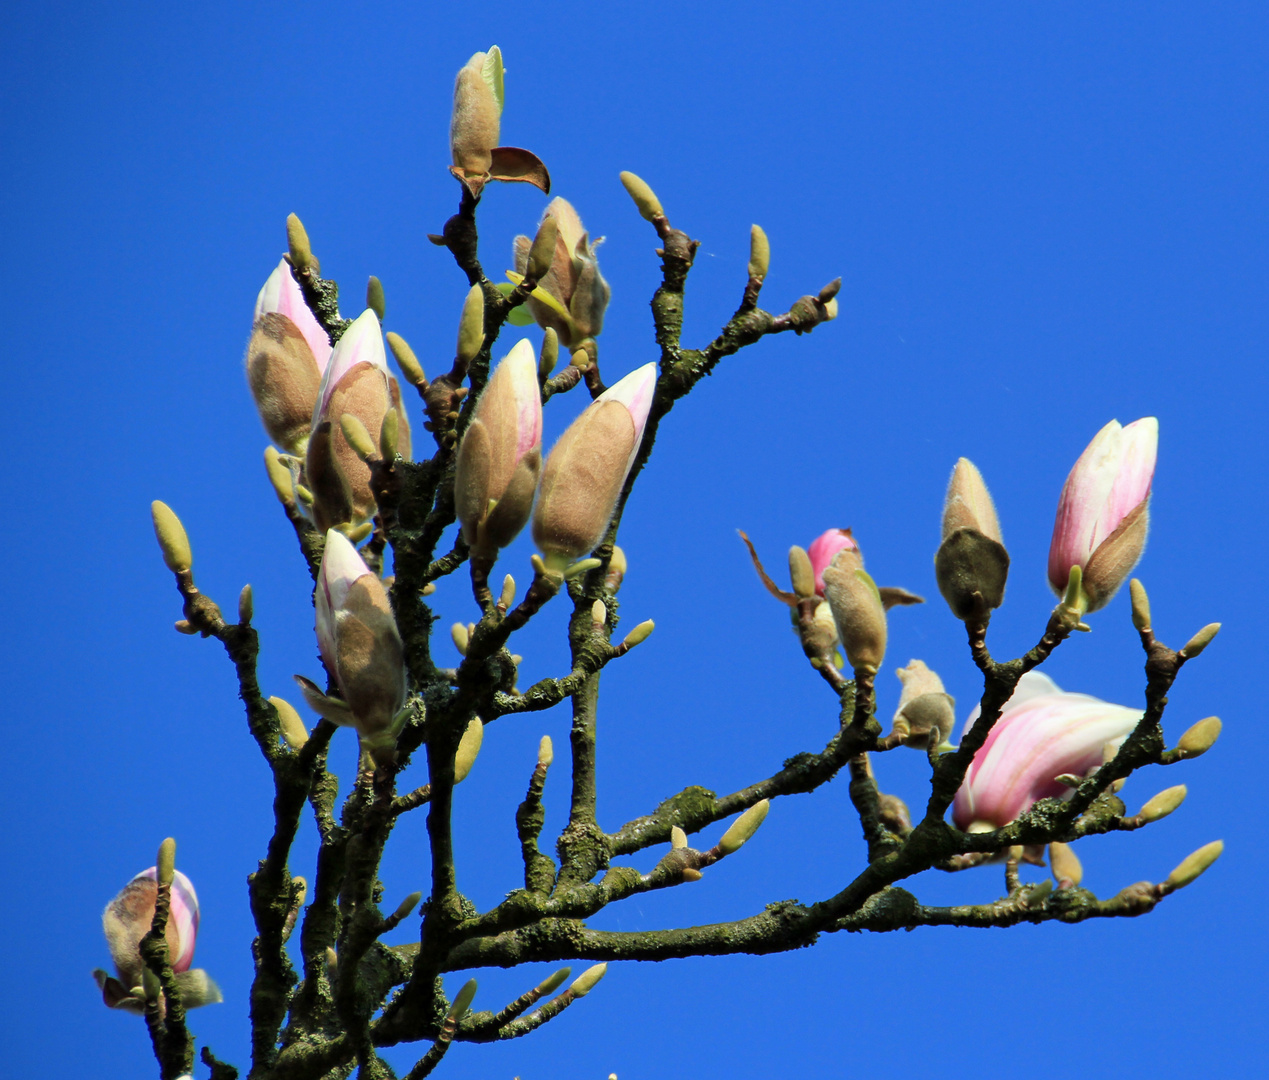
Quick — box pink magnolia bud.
[513,197,611,347]
[305,310,412,530]
[806,529,858,597]
[532,363,656,569]
[1048,418,1157,612]
[311,530,407,745]
[246,260,334,453]
[454,339,543,557]
[952,672,1141,831]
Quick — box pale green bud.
[569,963,607,997]
[538,734,554,768]
[718,799,769,855]
[539,328,559,379]
[156,838,176,887]
[526,216,559,281]
[366,276,385,322]
[457,284,485,364]
[619,171,664,221]
[454,718,484,783]
[451,623,470,656]
[286,213,314,273]
[670,826,687,850]
[748,224,770,280]
[151,501,192,573]
[788,545,815,599]
[1137,785,1187,823]
[270,696,309,750]
[174,619,197,635]
[385,332,426,387]
[1177,716,1221,758]
[264,446,295,505]
[1129,578,1151,631]
[238,584,254,625]
[1180,622,1221,659]
[1049,841,1082,887]
[393,891,422,921]
[591,599,607,627]
[1165,839,1223,890]
[448,978,478,1020]
[535,967,571,996]
[500,574,516,610]
[564,557,602,580]
[380,408,399,460]
[340,413,377,462]
[620,619,655,650]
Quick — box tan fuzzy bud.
[270,696,309,750]
[238,584,254,625]
[788,545,816,599]
[748,224,770,280]
[893,660,956,747]
[1165,839,1223,890]
[450,50,501,176]
[246,312,324,453]
[457,284,486,364]
[718,799,770,855]
[151,501,192,573]
[392,891,422,922]
[448,977,478,1020]
[340,413,377,462]
[526,216,559,281]
[286,213,314,273]
[156,838,176,887]
[1129,578,1151,631]
[539,328,559,378]
[1180,622,1221,659]
[536,967,571,996]
[619,171,664,221]
[264,446,295,505]
[380,408,399,460]
[538,734,554,768]
[1137,785,1187,823]
[385,332,426,387]
[591,599,607,627]
[1049,841,1082,887]
[569,963,607,998]
[500,574,516,610]
[366,276,385,322]
[1177,716,1221,758]
[942,458,1002,542]
[620,619,655,650]
[453,718,484,783]
[822,560,887,673]
[934,527,1009,622]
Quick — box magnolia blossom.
[246,259,334,453]
[305,309,412,530]
[454,339,543,558]
[1048,417,1157,611]
[94,868,221,1014]
[514,197,611,347]
[952,671,1141,831]
[806,529,858,596]
[532,362,655,569]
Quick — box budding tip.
[449,977,478,1019]
[1180,622,1221,659]
[238,584,254,625]
[538,734,554,768]
[620,619,655,650]
[286,213,313,272]
[150,500,193,573]
[156,837,177,886]
[670,826,688,851]
[618,170,664,221]
[748,223,770,280]
[569,962,608,997]
[366,275,385,322]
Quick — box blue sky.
[2,3,1265,1077]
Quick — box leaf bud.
[526,216,559,282]
[718,799,770,855]
[264,446,295,505]
[619,171,664,221]
[457,284,486,365]
[151,501,192,573]
[454,718,484,783]
[892,660,956,748]
[385,332,426,387]
[366,276,385,322]
[670,826,688,850]
[1180,622,1221,659]
[448,977,478,1020]
[591,599,607,628]
[1048,841,1082,887]
[238,584,254,625]
[605,546,627,593]
[325,947,338,979]
[286,213,314,273]
[818,277,841,304]
[340,413,377,463]
[564,557,602,580]
[536,967,571,996]
[451,623,469,656]
[380,407,400,460]
[748,224,769,280]
[1164,839,1223,890]
[620,619,655,650]
[822,561,887,673]
[1129,578,1151,631]
[500,574,517,610]
[156,838,177,887]
[392,891,422,922]
[788,545,816,599]
[538,734,554,768]
[539,327,559,379]
[681,867,704,882]
[1137,784,1187,823]
[569,963,607,998]
[174,619,197,635]
[1176,716,1221,758]
[270,696,309,750]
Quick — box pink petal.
[255,259,333,374]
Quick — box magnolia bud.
[380,408,399,460]
[1129,578,1151,631]
[1165,839,1223,890]
[818,278,841,304]
[670,826,688,850]
[822,559,887,673]
[156,838,177,887]
[1180,623,1221,659]
[457,284,486,365]
[536,967,571,996]
[151,501,192,573]
[454,718,484,783]
[935,458,1008,621]
[264,446,296,505]
[340,413,377,462]
[1137,785,1187,823]
[500,574,517,610]
[325,947,338,979]
[448,977,478,1020]
[514,198,611,347]
[450,49,502,177]
[385,332,426,387]
[893,660,956,747]
[1049,841,1083,887]
[605,546,627,593]
[718,800,770,855]
[591,599,607,627]
[526,216,559,282]
[287,213,314,273]
[270,696,309,750]
[238,584,254,625]
[569,963,607,997]
[538,734,554,768]
[620,619,655,650]
[539,327,559,379]
[788,546,816,599]
[392,891,422,921]
[619,171,664,221]
[1176,716,1221,758]
[366,276,385,322]
[748,224,770,280]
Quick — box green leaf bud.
[526,216,559,281]
[454,718,484,783]
[448,977,478,1020]
[569,963,607,998]
[457,284,486,365]
[286,213,314,273]
[1048,841,1082,887]
[620,619,655,650]
[591,599,607,627]
[670,826,687,850]
[151,500,192,573]
[156,837,176,886]
[392,891,422,922]
[270,696,309,750]
[1180,622,1221,659]
[366,276,385,322]
[538,734,553,768]
[718,799,770,856]
[535,967,571,996]
[499,574,516,610]
[450,623,469,656]
[788,545,816,599]
[1177,716,1221,758]
[264,446,295,505]
[1137,784,1187,823]
[340,413,377,463]
[1165,839,1223,890]
[380,407,399,460]
[238,584,253,625]
[385,332,426,387]
[539,327,559,379]
[1129,578,1151,631]
[619,171,664,221]
[748,224,770,280]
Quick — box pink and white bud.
[305,310,412,529]
[532,363,656,569]
[1048,418,1157,612]
[806,529,858,597]
[513,197,611,347]
[246,260,334,453]
[952,672,1141,831]
[454,339,544,557]
[310,530,407,749]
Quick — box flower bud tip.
[151,500,192,573]
[156,838,176,886]
[366,276,385,322]
[619,171,664,221]
[286,213,314,273]
[448,977,478,1020]
[1180,623,1221,659]
[570,962,607,997]
[454,718,484,783]
[1137,785,1187,823]
[748,224,769,280]
[1165,839,1223,890]
[718,799,769,855]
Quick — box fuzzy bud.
[1129,578,1151,631]
[892,660,955,747]
[620,619,655,650]
[513,197,611,347]
[822,558,887,673]
[935,458,1008,621]
[1137,785,1187,823]
[457,284,486,365]
[156,838,176,887]
[619,171,664,221]
[448,977,478,1019]
[569,963,607,998]
[748,224,770,280]
[340,413,377,462]
[264,446,296,505]
[1165,839,1223,890]
[270,696,309,750]
[788,545,816,599]
[536,967,571,996]
[538,734,554,768]
[385,332,426,387]
[591,599,607,627]
[151,501,192,573]
[453,718,484,783]
[1049,841,1083,887]
[380,408,399,460]
[450,49,502,177]
[393,891,422,922]
[1176,716,1222,758]
[1180,623,1221,659]
[526,216,559,282]
[539,327,559,379]
[718,800,770,855]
